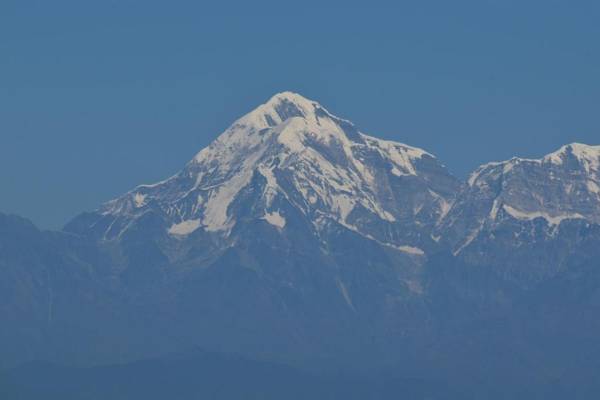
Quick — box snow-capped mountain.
[56,92,466,367]
[63,92,600,290]
[439,143,600,284]
[67,92,459,255]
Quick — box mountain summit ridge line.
[65,92,599,252]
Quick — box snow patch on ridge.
[133,193,146,208]
[168,219,201,235]
[544,143,600,173]
[502,204,585,226]
[337,219,426,256]
[201,148,267,232]
[467,162,503,186]
[362,134,431,176]
[453,220,485,256]
[397,245,426,256]
[263,211,286,229]
[258,165,280,207]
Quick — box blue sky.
[2,1,599,228]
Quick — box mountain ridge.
[2,93,600,397]
[64,92,600,262]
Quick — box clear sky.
[2,1,599,228]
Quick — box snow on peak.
[168,219,201,235]
[192,92,337,165]
[468,143,600,187]
[96,91,451,246]
[456,142,600,244]
[543,143,600,172]
[192,91,433,167]
[232,91,327,132]
[266,91,317,110]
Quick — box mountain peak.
[236,91,333,132]
[70,92,456,244]
[266,91,317,108]
[544,143,600,172]
[191,92,344,165]
[468,142,600,187]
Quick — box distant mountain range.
[2,92,600,398]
